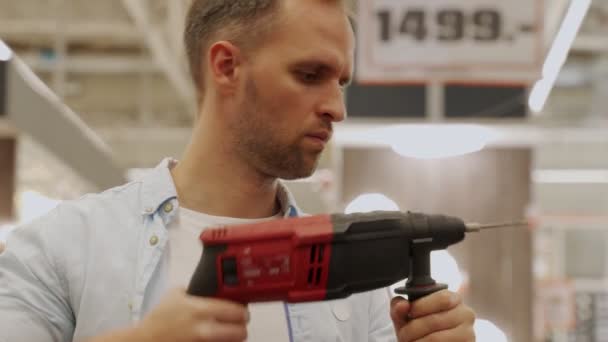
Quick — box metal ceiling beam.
[3,53,126,190]
[0,20,139,43]
[572,34,608,53]
[92,121,608,170]
[167,0,187,54]
[333,120,608,148]
[20,54,160,74]
[52,0,68,99]
[122,0,196,117]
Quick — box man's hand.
[390,290,475,342]
[91,288,249,342]
[0,241,5,254]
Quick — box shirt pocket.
[288,300,354,342]
[331,299,352,322]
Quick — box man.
[0,1,475,341]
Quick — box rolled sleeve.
[0,215,75,342]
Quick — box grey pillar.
[0,137,16,221]
[341,147,533,342]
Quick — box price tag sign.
[357,0,544,83]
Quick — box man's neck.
[171,131,281,219]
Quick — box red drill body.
[199,215,335,303]
[187,211,501,303]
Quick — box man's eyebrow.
[292,59,335,70]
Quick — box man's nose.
[317,87,346,123]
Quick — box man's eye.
[299,71,320,83]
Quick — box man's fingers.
[0,242,5,254]
[390,296,411,329]
[187,295,249,324]
[408,290,461,319]
[196,321,248,342]
[415,322,475,342]
[398,304,475,341]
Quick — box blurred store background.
[1,0,608,341]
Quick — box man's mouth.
[306,130,331,143]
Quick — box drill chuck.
[465,221,528,232]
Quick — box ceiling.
[0,0,607,217]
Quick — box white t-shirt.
[145,206,290,342]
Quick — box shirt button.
[149,235,159,246]
[163,202,174,213]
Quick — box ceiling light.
[533,169,608,184]
[378,124,498,159]
[529,0,591,113]
[344,193,400,214]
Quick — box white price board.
[356,0,544,83]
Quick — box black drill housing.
[328,211,466,301]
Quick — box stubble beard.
[233,78,320,180]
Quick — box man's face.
[231,0,354,180]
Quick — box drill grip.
[187,245,226,297]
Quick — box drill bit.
[465,220,528,232]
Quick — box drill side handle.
[394,243,448,301]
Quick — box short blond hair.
[184,0,351,93]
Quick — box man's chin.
[279,168,316,181]
[277,162,318,180]
[265,152,320,180]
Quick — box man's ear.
[207,41,242,92]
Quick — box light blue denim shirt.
[0,159,397,342]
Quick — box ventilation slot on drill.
[309,244,325,264]
[212,228,228,239]
[307,244,325,286]
[307,266,324,286]
[310,245,317,264]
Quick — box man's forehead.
[280,0,354,44]
[302,49,353,75]
[277,1,355,66]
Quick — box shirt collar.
[139,158,179,215]
[276,180,300,218]
[139,158,301,218]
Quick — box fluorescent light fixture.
[533,169,608,184]
[344,193,399,214]
[378,124,498,159]
[0,39,12,61]
[474,319,508,342]
[529,0,591,113]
